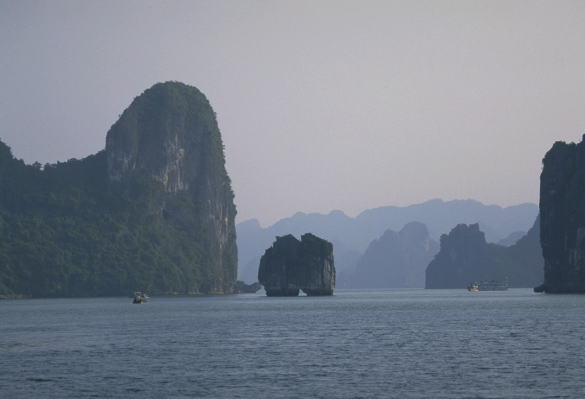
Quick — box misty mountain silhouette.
[237,199,538,283]
[349,222,439,288]
[426,218,543,288]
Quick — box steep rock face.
[426,224,492,289]
[539,136,585,292]
[351,222,439,288]
[0,81,237,297]
[425,220,543,289]
[107,82,213,192]
[106,82,237,294]
[258,233,335,296]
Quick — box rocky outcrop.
[425,219,543,289]
[105,82,237,294]
[258,233,335,296]
[0,82,237,298]
[539,135,585,293]
[236,200,538,284]
[426,224,492,289]
[350,222,439,288]
[107,82,212,193]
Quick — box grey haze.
[1,0,585,224]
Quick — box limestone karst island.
[2,82,585,298]
[4,3,585,399]
[258,233,336,296]
[538,135,585,293]
[0,82,237,297]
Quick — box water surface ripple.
[1,289,584,398]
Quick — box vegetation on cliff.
[0,82,237,298]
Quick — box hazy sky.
[1,0,585,225]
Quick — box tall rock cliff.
[539,136,585,292]
[425,224,494,289]
[425,220,543,289]
[258,233,335,296]
[0,81,237,297]
[351,222,439,288]
[105,82,237,294]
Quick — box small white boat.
[132,291,148,304]
[467,279,509,292]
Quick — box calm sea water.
[1,289,585,398]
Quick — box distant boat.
[467,280,509,292]
[132,291,149,304]
[467,282,480,292]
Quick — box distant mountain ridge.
[349,222,439,288]
[237,199,538,283]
